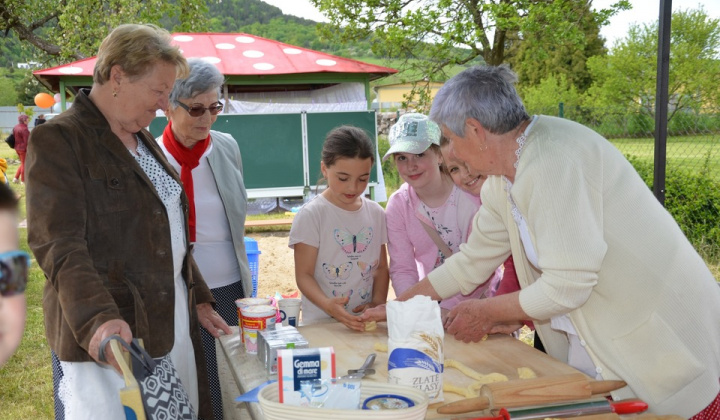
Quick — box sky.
[262,0,720,48]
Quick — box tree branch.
[29,11,59,31]
[0,7,84,60]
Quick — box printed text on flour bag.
[388,347,444,397]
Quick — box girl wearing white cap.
[384,113,502,323]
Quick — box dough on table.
[517,366,537,379]
[446,359,508,383]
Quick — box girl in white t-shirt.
[289,126,389,331]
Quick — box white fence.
[0,106,59,135]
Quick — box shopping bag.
[100,335,197,420]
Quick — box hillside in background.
[1,0,472,106]
[0,0,374,69]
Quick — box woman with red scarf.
[158,58,253,420]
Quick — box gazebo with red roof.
[33,32,397,112]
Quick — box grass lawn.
[0,134,717,419]
[610,134,720,182]
[0,232,54,419]
[1,145,54,419]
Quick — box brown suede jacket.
[26,89,214,417]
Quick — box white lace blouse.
[503,116,601,379]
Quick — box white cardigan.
[428,116,720,417]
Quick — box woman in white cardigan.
[363,65,720,417]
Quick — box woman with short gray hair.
[159,58,253,420]
[364,65,720,417]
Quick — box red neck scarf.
[162,120,210,242]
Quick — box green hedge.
[627,155,720,261]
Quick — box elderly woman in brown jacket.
[26,24,228,420]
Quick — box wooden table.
[218,321,583,419]
[244,218,294,228]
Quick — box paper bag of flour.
[387,295,444,403]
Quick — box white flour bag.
[387,295,444,403]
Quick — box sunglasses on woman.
[0,250,30,297]
[175,101,224,117]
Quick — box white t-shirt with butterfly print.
[289,194,388,323]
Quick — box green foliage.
[626,154,720,261]
[0,71,19,106]
[625,112,654,137]
[16,71,51,106]
[237,18,375,55]
[554,107,720,141]
[520,74,583,119]
[0,0,212,62]
[16,104,35,120]
[208,0,316,28]
[310,0,628,109]
[667,110,698,135]
[585,7,720,122]
[508,0,609,93]
[0,32,30,68]
[666,110,720,135]
[377,134,401,195]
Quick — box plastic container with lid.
[240,304,276,354]
[235,297,273,343]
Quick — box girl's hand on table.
[324,296,365,331]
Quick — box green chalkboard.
[306,111,378,185]
[148,110,376,193]
[150,113,304,190]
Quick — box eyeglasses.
[0,250,30,297]
[175,101,224,117]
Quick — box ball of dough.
[364,321,377,331]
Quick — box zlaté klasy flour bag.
[387,295,444,403]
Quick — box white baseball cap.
[382,113,441,161]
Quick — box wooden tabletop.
[218,321,583,419]
[244,218,294,228]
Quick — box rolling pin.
[531,415,685,420]
[461,398,648,419]
[437,373,627,414]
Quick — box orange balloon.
[34,92,55,108]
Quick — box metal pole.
[558,102,564,118]
[60,81,67,111]
[653,0,671,205]
[223,84,229,113]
